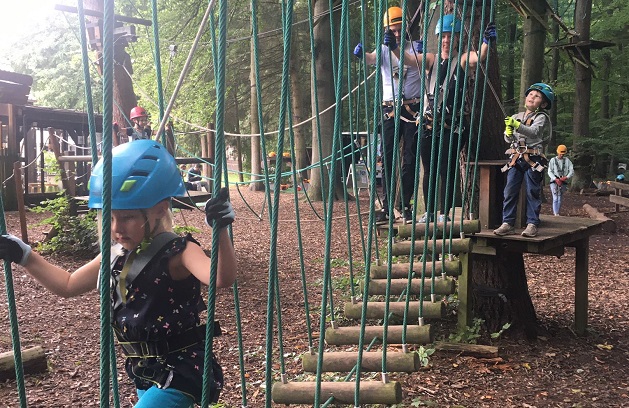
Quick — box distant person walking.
[547,144,574,216]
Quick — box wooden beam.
[325,324,433,346]
[272,381,402,405]
[435,342,499,358]
[370,260,461,279]
[0,346,48,380]
[54,4,152,26]
[583,203,615,233]
[343,301,445,320]
[302,351,419,373]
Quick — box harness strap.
[111,232,180,309]
[115,322,222,359]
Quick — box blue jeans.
[136,387,194,408]
[502,159,544,226]
[549,181,566,215]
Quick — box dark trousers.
[380,104,419,212]
[420,127,461,216]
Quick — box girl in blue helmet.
[494,82,555,237]
[0,140,237,407]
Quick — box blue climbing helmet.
[435,14,462,35]
[88,140,186,210]
[526,82,555,110]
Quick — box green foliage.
[31,195,99,257]
[174,225,201,235]
[448,317,484,344]
[416,345,435,367]
[490,322,512,339]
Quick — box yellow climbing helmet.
[383,7,403,27]
[557,144,567,154]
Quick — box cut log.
[272,380,402,404]
[435,341,499,358]
[0,346,48,380]
[582,204,616,233]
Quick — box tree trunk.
[84,0,136,132]
[571,0,593,190]
[549,3,560,151]
[290,30,309,181]
[472,252,539,339]
[519,0,547,110]
[309,0,336,201]
[249,1,263,191]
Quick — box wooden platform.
[470,214,605,335]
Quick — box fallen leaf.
[522,362,531,370]
[596,343,613,350]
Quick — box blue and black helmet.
[435,14,462,35]
[526,82,555,110]
[88,140,186,210]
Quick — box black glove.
[0,234,32,266]
[383,29,398,51]
[483,22,496,44]
[126,127,134,136]
[143,126,152,138]
[205,187,235,229]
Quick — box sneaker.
[403,208,414,224]
[375,210,389,225]
[418,212,431,223]
[493,222,515,236]
[437,214,450,223]
[521,223,538,237]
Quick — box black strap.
[111,232,180,309]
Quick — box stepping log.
[325,324,433,345]
[344,301,445,320]
[583,203,616,233]
[0,346,48,380]
[391,238,471,256]
[302,351,419,373]
[396,219,481,239]
[272,380,402,405]
[362,276,456,296]
[370,260,461,279]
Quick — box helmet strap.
[135,210,161,254]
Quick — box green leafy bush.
[31,194,99,257]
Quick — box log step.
[344,301,445,320]
[302,351,419,373]
[391,238,471,256]
[361,276,456,296]
[0,346,48,380]
[325,324,433,345]
[370,260,461,279]
[272,380,402,405]
[396,219,481,239]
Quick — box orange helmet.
[130,106,148,120]
[556,144,567,154]
[383,7,403,27]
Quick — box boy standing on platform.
[494,82,555,237]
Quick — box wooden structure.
[608,180,629,213]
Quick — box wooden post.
[458,251,472,328]
[574,237,589,336]
[13,162,28,243]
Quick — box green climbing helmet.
[526,82,555,110]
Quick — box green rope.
[0,198,27,408]
[98,1,115,406]
[150,0,167,143]
[202,2,227,405]
[76,0,98,165]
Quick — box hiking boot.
[521,223,538,237]
[375,210,389,225]
[493,222,515,236]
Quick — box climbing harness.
[501,112,550,173]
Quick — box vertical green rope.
[99,2,115,407]
[76,0,98,165]
[150,0,166,143]
[202,0,227,405]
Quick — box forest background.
[0,0,628,189]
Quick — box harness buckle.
[516,144,528,154]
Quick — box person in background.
[494,82,555,237]
[547,144,574,216]
[129,106,152,141]
[188,163,210,192]
[0,140,237,408]
[353,6,424,224]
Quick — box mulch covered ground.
[1,186,629,407]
